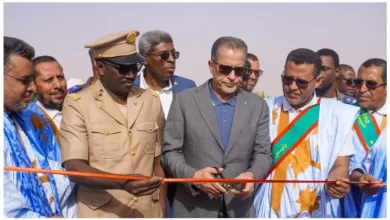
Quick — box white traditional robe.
[254,96,359,218]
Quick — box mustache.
[49,89,65,96]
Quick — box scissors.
[212,166,242,191]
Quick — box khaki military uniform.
[60,80,164,218]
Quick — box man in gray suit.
[161,36,273,218]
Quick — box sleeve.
[160,95,198,192]
[248,99,273,179]
[155,99,166,158]
[3,175,43,218]
[60,96,89,164]
[338,129,355,156]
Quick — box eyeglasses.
[248,69,264,78]
[213,61,248,77]
[101,61,143,75]
[281,73,316,88]
[353,79,386,90]
[5,74,34,85]
[147,51,180,61]
[337,78,355,86]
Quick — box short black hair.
[361,58,387,84]
[32,55,59,77]
[4,36,35,73]
[247,53,258,62]
[285,48,322,77]
[317,48,339,68]
[211,36,247,61]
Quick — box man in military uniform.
[60,29,166,218]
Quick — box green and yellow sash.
[267,102,320,176]
[353,108,385,153]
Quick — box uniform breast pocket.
[135,122,158,154]
[90,124,123,159]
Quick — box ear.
[314,74,324,89]
[96,62,105,76]
[335,67,340,78]
[208,60,215,76]
[142,55,149,66]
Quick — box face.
[318,55,338,90]
[282,61,323,108]
[335,67,356,96]
[98,60,142,97]
[34,61,67,111]
[4,55,35,113]
[355,66,386,111]
[242,59,260,92]
[208,46,246,97]
[144,42,177,82]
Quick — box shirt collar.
[372,102,387,116]
[36,101,61,119]
[208,81,236,107]
[140,70,172,92]
[282,93,318,112]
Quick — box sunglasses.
[338,78,355,86]
[147,51,180,61]
[213,61,248,77]
[5,74,35,86]
[353,79,386,90]
[281,74,316,88]
[248,69,264,78]
[100,61,143,75]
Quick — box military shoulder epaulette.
[67,93,81,101]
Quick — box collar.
[371,102,387,116]
[208,81,236,107]
[140,70,172,92]
[36,101,61,119]
[282,93,318,112]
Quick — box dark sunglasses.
[338,78,355,86]
[147,51,180,61]
[248,69,264,78]
[281,74,316,88]
[213,61,248,77]
[353,79,386,90]
[5,74,35,85]
[100,61,143,75]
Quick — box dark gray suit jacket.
[161,80,272,218]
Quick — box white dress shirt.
[139,72,173,119]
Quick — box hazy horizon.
[4,3,386,96]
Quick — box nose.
[227,70,237,81]
[27,79,35,93]
[53,77,60,89]
[167,53,175,63]
[359,82,368,93]
[288,80,299,90]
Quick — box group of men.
[3,27,386,218]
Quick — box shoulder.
[320,97,360,117]
[64,85,93,105]
[172,75,196,86]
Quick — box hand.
[325,176,350,199]
[230,171,255,200]
[192,167,227,198]
[122,176,162,196]
[358,174,386,195]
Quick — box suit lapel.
[224,90,250,157]
[95,81,126,126]
[127,87,144,130]
[171,76,178,95]
[194,82,224,150]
